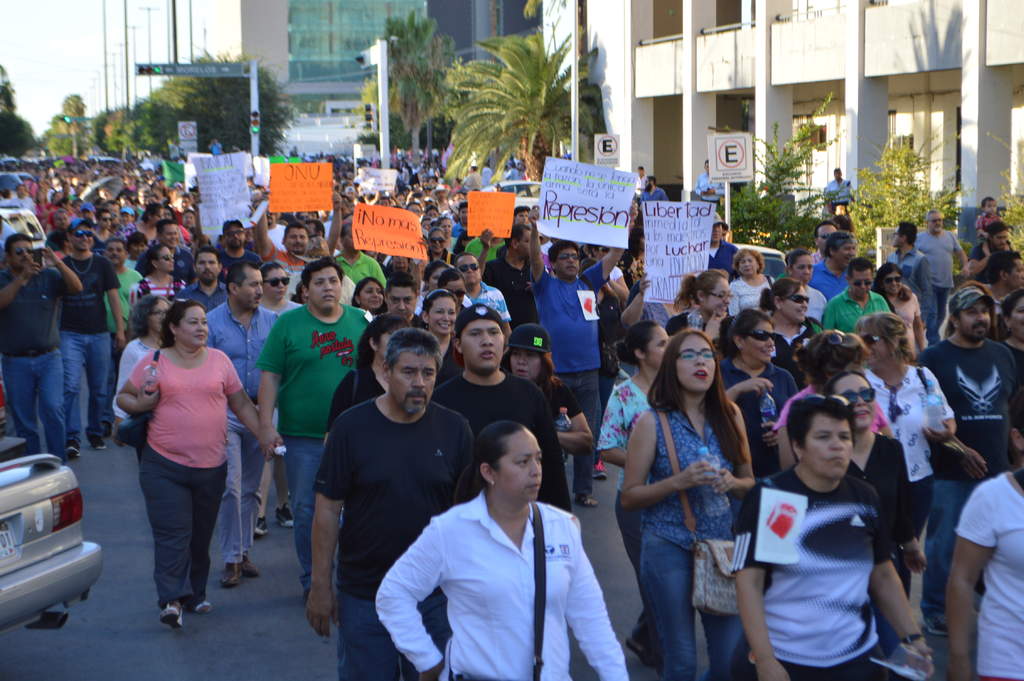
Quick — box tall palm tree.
[446,33,589,180]
[384,12,453,161]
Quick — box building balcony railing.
[696,25,756,92]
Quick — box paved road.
[1,432,950,680]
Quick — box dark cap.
[454,304,503,338]
[947,284,995,314]
[507,323,551,353]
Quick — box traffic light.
[136,64,163,75]
[250,111,261,135]
[364,103,376,132]
[62,115,72,123]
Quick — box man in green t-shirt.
[101,236,142,433]
[256,258,368,596]
[821,257,891,333]
[326,194,386,291]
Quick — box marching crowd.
[1,156,1022,681]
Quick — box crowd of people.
[1,155,1022,681]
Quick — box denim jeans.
[921,478,979,620]
[282,435,325,590]
[641,533,742,681]
[218,427,264,563]
[926,286,950,345]
[339,589,449,681]
[615,492,660,662]
[556,369,600,497]
[60,330,111,441]
[1,351,65,458]
[102,336,121,426]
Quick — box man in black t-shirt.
[308,328,471,679]
[918,283,1017,635]
[433,305,572,511]
[482,223,538,328]
[60,220,125,457]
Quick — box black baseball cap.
[454,304,503,338]
[507,323,551,353]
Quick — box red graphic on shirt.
[311,330,355,365]
[582,296,594,314]
[766,502,797,539]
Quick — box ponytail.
[453,421,530,504]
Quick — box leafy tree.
[850,142,960,252]
[61,94,88,157]
[383,12,453,161]
[730,100,832,252]
[92,108,134,155]
[42,115,74,156]
[0,110,35,156]
[0,64,16,112]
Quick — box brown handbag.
[658,411,738,616]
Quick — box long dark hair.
[647,329,746,466]
[872,262,908,305]
[356,313,408,369]
[454,421,530,504]
[616,319,661,364]
[140,243,171,277]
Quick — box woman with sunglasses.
[720,309,799,478]
[759,278,821,389]
[259,262,301,314]
[130,244,186,305]
[783,248,827,322]
[350,276,386,316]
[873,263,926,353]
[420,288,462,384]
[424,227,453,265]
[622,329,754,681]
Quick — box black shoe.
[101,421,113,438]
[924,615,948,637]
[65,439,81,459]
[254,516,268,539]
[276,503,294,528]
[87,434,106,450]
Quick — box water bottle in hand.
[142,364,159,395]
[759,392,777,425]
[697,445,719,480]
[924,379,944,431]
[554,407,572,433]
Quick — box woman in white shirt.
[728,248,771,316]
[113,295,170,432]
[376,420,628,681]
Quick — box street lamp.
[356,37,397,169]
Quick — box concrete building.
[587,0,1024,228]
[428,0,540,61]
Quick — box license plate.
[0,522,16,560]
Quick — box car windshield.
[500,184,540,198]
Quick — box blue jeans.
[641,533,742,681]
[282,435,324,590]
[615,492,660,662]
[339,589,449,681]
[60,330,111,441]
[1,351,66,458]
[557,369,600,496]
[921,478,978,620]
[926,286,950,345]
[102,336,121,426]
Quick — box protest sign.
[642,201,716,303]
[252,156,271,187]
[467,191,515,237]
[269,162,333,212]
[193,154,250,236]
[356,167,398,194]
[351,204,426,261]
[536,158,637,248]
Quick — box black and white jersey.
[732,469,891,667]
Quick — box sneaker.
[87,434,106,450]
[65,439,81,460]
[159,601,183,629]
[254,516,268,538]
[276,503,294,528]
[593,460,607,480]
[101,421,113,438]
[186,600,213,614]
[923,615,948,637]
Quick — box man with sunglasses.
[0,234,82,457]
[454,252,511,337]
[60,220,125,458]
[887,221,934,325]
[822,257,890,333]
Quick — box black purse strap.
[532,502,545,681]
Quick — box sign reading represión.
[537,158,637,248]
[642,201,716,304]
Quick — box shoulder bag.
[116,350,160,452]
[658,411,738,617]
[450,502,546,681]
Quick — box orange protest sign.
[352,204,427,261]
[467,191,515,237]
[268,162,333,212]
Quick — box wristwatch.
[902,632,924,645]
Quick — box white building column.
[961,0,1012,232]
[754,0,794,179]
[682,0,716,194]
[844,0,888,187]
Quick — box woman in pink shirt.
[117,300,261,629]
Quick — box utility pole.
[102,0,109,111]
[570,0,578,162]
[141,7,158,98]
[123,0,130,111]
[249,60,260,157]
[189,0,194,61]
[129,25,138,106]
[377,39,390,169]
[171,0,179,63]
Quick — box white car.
[732,243,786,280]
[484,181,541,209]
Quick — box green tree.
[730,100,832,252]
[42,114,74,156]
[383,12,453,161]
[61,94,87,157]
[850,142,960,252]
[0,110,35,156]
[0,64,16,112]
[445,33,592,180]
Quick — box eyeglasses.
[787,294,810,304]
[265,277,290,287]
[849,279,872,288]
[224,230,244,238]
[429,237,446,244]
[448,288,467,298]
[457,263,479,273]
[149,309,167,318]
[743,329,775,342]
[12,247,30,256]
[679,348,715,361]
[72,229,93,238]
[837,387,876,404]
[556,252,579,261]
[157,254,173,261]
[883,276,902,285]
[708,290,731,301]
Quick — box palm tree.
[0,64,16,112]
[384,12,454,162]
[445,33,590,181]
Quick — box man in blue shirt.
[529,220,623,507]
[810,231,858,300]
[707,220,738,273]
[206,261,278,587]
[887,221,934,325]
[177,246,228,310]
[641,176,669,202]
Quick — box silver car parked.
[0,454,102,633]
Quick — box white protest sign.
[252,156,271,187]
[193,154,251,236]
[537,158,637,248]
[356,167,398,194]
[753,488,808,565]
[642,201,716,303]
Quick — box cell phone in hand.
[31,248,44,266]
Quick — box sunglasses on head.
[787,294,810,304]
[457,263,479,272]
[743,329,775,342]
[266,276,290,287]
[837,387,876,404]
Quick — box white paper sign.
[643,201,716,303]
[754,488,808,565]
[193,154,251,236]
[537,158,637,248]
[357,167,398,193]
[252,156,271,188]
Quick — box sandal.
[574,494,598,507]
[159,601,183,629]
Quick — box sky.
[2,0,215,136]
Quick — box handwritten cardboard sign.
[352,204,427,261]
[536,158,637,248]
[269,162,333,212]
[467,191,515,237]
[356,167,398,194]
[192,153,251,236]
[642,201,716,303]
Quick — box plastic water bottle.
[924,379,944,431]
[141,364,159,395]
[554,407,572,433]
[697,445,730,514]
[274,445,287,457]
[759,392,777,425]
[687,309,704,330]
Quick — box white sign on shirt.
[754,488,808,565]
